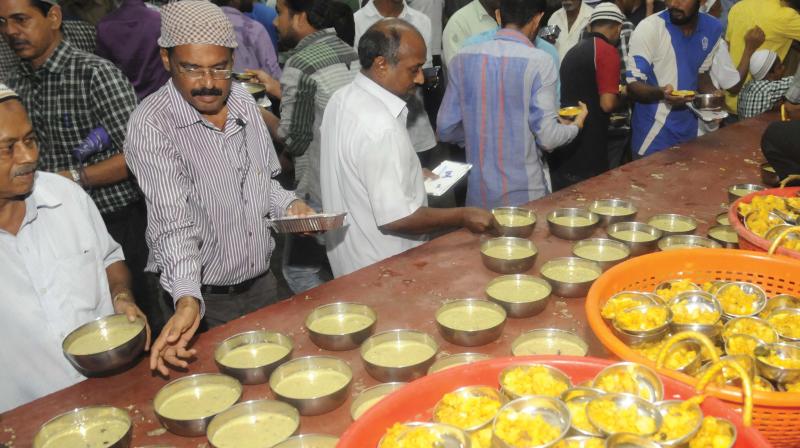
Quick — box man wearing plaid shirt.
[739,49,794,120]
[0,0,163,329]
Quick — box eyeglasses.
[177,66,233,80]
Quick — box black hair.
[210,0,231,6]
[499,0,547,28]
[788,0,800,13]
[327,1,355,46]
[30,0,53,17]
[357,23,402,69]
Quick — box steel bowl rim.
[154,373,243,422]
[612,304,673,336]
[206,398,300,448]
[485,274,552,303]
[273,434,340,448]
[268,355,353,401]
[716,282,768,318]
[586,392,663,437]
[540,257,603,285]
[498,363,573,399]
[33,405,132,448]
[492,395,572,447]
[213,329,294,370]
[349,382,407,420]
[658,234,721,251]
[435,298,508,333]
[511,328,589,357]
[428,352,492,374]
[572,237,631,263]
[547,207,600,227]
[592,362,664,402]
[61,313,146,355]
[359,329,439,372]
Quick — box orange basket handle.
[768,225,800,255]
[696,359,754,427]
[656,331,721,369]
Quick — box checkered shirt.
[738,76,794,120]
[8,40,140,215]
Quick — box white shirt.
[441,0,497,65]
[353,1,437,153]
[0,172,122,412]
[321,73,428,277]
[407,0,444,57]
[547,2,594,61]
[700,40,740,135]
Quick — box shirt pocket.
[55,249,104,313]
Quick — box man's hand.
[784,101,800,121]
[558,101,589,128]
[286,199,316,217]
[662,84,693,107]
[246,68,281,99]
[112,292,151,350]
[744,25,765,52]
[149,296,201,376]
[461,207,494,233]
[422,168,439,180]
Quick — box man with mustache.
[124,0,315,376]
[625,0,723,157]
[320,19,494,278]
[547,0,595,61]
[0,0,162,330]
[0,83,150,412]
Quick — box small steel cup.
[214,330,293,384]
[428,352,492,374]
[435,299,507,346]
[658,235,721,251]
[206,400,299,448]
[540,257,602,298]
[153,373,243,437]
[607,221,663,256]
[360,329,439,382]
[268,356,352,416]
[547,207,600,240]
[304,302,377,351]
[480,237,538,274]
[485,274,552,318]
[572,238,631,270]
[589,199,638,227]
[349,382,406,420]
[728,183,766,202]
[647,213,698,236]
[492,206,537,238]
[33,406,132,448]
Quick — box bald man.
[320,19,493,278]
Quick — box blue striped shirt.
[124,80,297,307]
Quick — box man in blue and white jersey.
[625,0,723,157]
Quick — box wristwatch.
[69,168,82,186]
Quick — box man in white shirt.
[547,0,594,61]
[408,0,444,59]
[441,0,498,65]
[354,0,437,157]
[321,19,493,277]
[0,83,149,412]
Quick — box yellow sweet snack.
[671,302,720,325]
[725,334,759,357]
[767,311,800,339]
[586,399,656,436]
[434,392,501,429]
[654,403,702,443]
[602,294,649,320]
[656,280,698,301]
[700,357,755,385]
[494,410,561,447]
[379,423,440,448]
[565,400,595,434]
[784,381,800,392]
[722,318,777,343]
[615,306,668,332]
[554,438,604,448]
[738,195,794,219]
[753,376,774,392]
[470,427,492,448]
[688,417,734,448]
[502,366,569,397]
[717,285,758,316]
[758,353,800,369]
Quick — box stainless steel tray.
[268,212,346,233]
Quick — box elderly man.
[321,19,493,278]
[0,0,161,329]
[125,0,314,375]
[0,84,149,412]
[547,0,594,61]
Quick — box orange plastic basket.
[729,186,800,259]
[586,249,800,447]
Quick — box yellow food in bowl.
[487,278,549,303]
[723,318,776,343]
[66,323,142,356]
[784,381,800,392]
[434,392,501,429]
[502,366,569,397]
[586,399,656,436]
[210,412,298,448]
[542,265,599,283]
[767,311,800,339]
[482,245,536,260]
[654,403,702,443]
[565,400,595,434]
[218,342,290,369]
[649,218,695,233]
[550,215,594,227]
[688,417,734,448]
[758,353,800,369]
[495,214,534,227]
[610,229,658,243]
[437,306,505,332]
[709,227,738,244]
[494,410,561,447]
[158,383,240,420]
[615,306,668,332]
[594,369,647,399]
[559,107,581,118]
[601,294,649,320]
[671,90,696,97]
[744,209,784,237]
[717,285,758,316]
[379,424,440,448]
[470,427,492,448]
[574,244,628,262]
[671,302,719,325]
[725,334,759,357]
[655,279,698,301]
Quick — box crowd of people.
[2,0,800,412]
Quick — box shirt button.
[250,262,255,268]
[248,231,253,236]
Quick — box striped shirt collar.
[495,29,535,47]
[166,79,250,130]
[353,72,407,119]
[293,28,338,54]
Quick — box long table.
[0,114,776,447]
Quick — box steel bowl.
[378,422,470,448]
[242,81,266,98]
[511,328,588,357]
[153,373,243,437]
[765,223,800,242]
[697,355,757,386]
[206,399,299,448]
[547,207,600,240]
[435,298,507,346]
[360,329,439,382]
[428,352,492,374]
[492,206,537,238]
[61,314,147,376]
[607,221,664,256]
[652,399,703,446]
[492,396,571,448]
[659,339,704,375]
[589,199,638,227]
[766,307,800,342]
[572,237,631,270]
[613,304,672,337]
[728,183,766,202]
[669,291,722,339]
[433,385,504,432]
[605,432,662,448]
[658,235,722,251]
[480,237,538,274]
[593,362,664,402]
[647,213,698,236]
[692,92,725,111]
[761,295,800,318]
[722,316,778,343]
[499,363,572,400]
[273,434,339,448]
[716,212,731,226]
[601,291,664,323]
[559,106,582,120]
[708,224,739,248]
[586,393,662,437]
[33,406,132,448]
[540,257,602,298]
[561,388,604,437]
[725,333,762,358]
[349,382,406,420]
[716,282,768,319]
[214,330,293,385]
[485,274,552,318]
[304,302,377,351]
[761,163,781,187]
[560,435,608,447]
[755,342,800,384]
[269,356,352,416]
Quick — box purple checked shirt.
[221,6,282,78]
[96,0,169,100]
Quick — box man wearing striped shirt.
[124,1,314,376]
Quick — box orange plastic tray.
[586,249,800,447]
[338,356,769,447]
[728,186,800,259]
